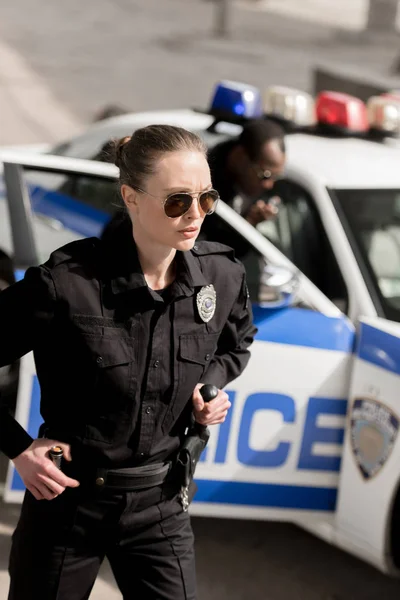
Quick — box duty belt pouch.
[177,424,210,511]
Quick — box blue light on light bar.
[209,80,263,119]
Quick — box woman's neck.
[132,226,177,290]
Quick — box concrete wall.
[313,65,400,101]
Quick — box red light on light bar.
[315,91,369,133]
[382,91,400,102]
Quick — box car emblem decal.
[350,397,399,480]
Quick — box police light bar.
[385,89,400,100]
[209,80,263,120]
[367,95,400,135]
[264,86,316,127]
[315,91,369,133]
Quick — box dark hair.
[238,119,286,161]
[93,139,120,163]
[113,124,207,189]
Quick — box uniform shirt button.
[205,353,211,361]
[153,360,160,368]
[193,245,198,250]
[96,356,103,364]
[96,477,105,486]
[145,406,152,415]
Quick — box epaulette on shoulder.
[44,237,100,270]
[191,241,235,258]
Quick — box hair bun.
[114,135,131,168]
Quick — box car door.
[2,155,355,522]
[334,317,400,573]
[188,203,356,520]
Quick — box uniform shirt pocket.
[82,334,136,443]
[179,333,219,367]
[162,332,219,434]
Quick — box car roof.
[284,133,400,190]
[90,109,214,134]
[52,108,400,190]
[63,110,216,149]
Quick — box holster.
[176,422,210,509]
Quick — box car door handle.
[35,214,64,231]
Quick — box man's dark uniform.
[0,219,256,600]
[201,140,253,258]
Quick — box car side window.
[258,180,348,312]
[19,169,117,263]
[57,174,119,214]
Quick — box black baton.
[177,384,219,511]
[49,445,63,470]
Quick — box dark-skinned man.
[201,119,286,258]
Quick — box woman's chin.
[174,237,198,252]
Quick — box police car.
[1,82,400,576]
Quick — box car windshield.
[331,188,400,322]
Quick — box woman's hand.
[12,439,80,501]
[192,383,231,426]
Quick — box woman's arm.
[0,266,56,459]
[200,268,257,390]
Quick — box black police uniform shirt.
[0,220,257,467]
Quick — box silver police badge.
[350,398,399,480]
[196,284,216,323]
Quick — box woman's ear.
[120,185,138,211]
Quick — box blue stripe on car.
[253,305,355,353]
[357,322,400,376]
[195,479,337,511]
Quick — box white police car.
[1,82,400,576]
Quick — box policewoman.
[0,124,256,600]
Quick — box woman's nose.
[186,195,203,219]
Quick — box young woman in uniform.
[0,124,256,600]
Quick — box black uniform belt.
[92,462,172,491]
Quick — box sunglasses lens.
[164,193,193,218]
[199,189,219,215]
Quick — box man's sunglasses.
[135,187,220,219]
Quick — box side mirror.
[258,263,300,308]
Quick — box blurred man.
[201,119,286,257]
[209,119,285,220]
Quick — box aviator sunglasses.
[135,187,220,219]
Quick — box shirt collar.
[175,249,208,296]
[104,219,208,296]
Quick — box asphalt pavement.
[0,0,400,141]
[2,0,400,597]
[2,496,400,600]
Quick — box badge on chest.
[196,284,216,323]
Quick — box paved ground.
[2,1,400,598]
[2,497,400,600]
[241,0,370,30]
[0,0,400,145]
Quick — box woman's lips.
[178,227,199,239]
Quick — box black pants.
[8,482,196,600]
